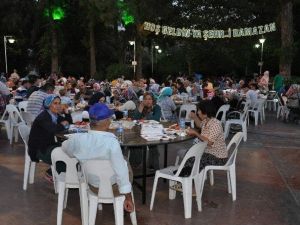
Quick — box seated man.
[62,103,134,212]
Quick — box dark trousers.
[37,144,66,174]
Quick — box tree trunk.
[51,21,59,73]
[280,0,294,77]
[89,18,97,79]
[135,37,143,80]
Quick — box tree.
[280,0,294,77]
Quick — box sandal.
[44,172,53,184]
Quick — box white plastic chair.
[51,147,80,225]
[247,99,265,126]
[266,91,278,111]
[150,142,207,219]
[196,132,243,210]
[18,124,37,190]
[224,101,249,142]
[179,104,197,122]
[216,104,230,126]
[20,111,35,127]
[0,104,25,144]
[18,100,28,112]
[277,95,289,119]
[81,160,137,225]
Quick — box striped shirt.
[27,90,48,118]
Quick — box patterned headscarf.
[43,95,60,109]
[158,87,173,100]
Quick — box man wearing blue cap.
[62,103,134,212]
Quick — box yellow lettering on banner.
[258,26,264,34]
[203,30,209,40]
[143,21,276,39]
[252,27,258,35]
[143,22,151,31]
[269,23,276,32]
[162,26,168,35]
[192,29,202,38]
[233,29,240,37]
[224,28,231,38]
[176,28,182,36]
[244,28,252,36]
[182,28,191,38]
[155,25,161,35]
[264,24,270,33]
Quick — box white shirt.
[62,130,131,194]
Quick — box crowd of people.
[0,68,299,213]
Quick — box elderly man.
[62,103,134,212]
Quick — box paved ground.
[0,112,299,225]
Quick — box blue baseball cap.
[89,103,114,121]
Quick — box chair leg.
[79,182,89,225]
[98,204,103,211]
[4,121,10,140]
[23,158,30,190]
[227,171,232,194]
[88,196,98,225]
[29,162,36,184]
[57,183,66,225]
[113,196,125,225]
[229,167,236,201]
[224,122,230,139]
[14,126,19,143]
[130,192,137,225]
[195,171,205,212]
[182,178,193,219]
[150,174,159,210]
[9,124,13,145]
[169,180,177,200]
[209,170,214,186]
[254,111,258,126]
[242,122,247,142]
[64,188,69,209]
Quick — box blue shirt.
[62,130,131,194]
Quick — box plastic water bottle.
[123,110,128,120]
[106,96,111,104]
[116,122,124,144]
[179,118,186,136]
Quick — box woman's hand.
[138,102,144,113]
[186,128,198,137]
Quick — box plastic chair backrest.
[18,101,28,112]
[179,104,197,121]
[51,147,79,185]
[82,160,115,199]
[157,102,167,121]
[6,104,24,124]
[18,124,30,148]
[225,132,243,166]
[20,111,35,126]
[174,142,207,177]
[216,104,230,122]
[241,102,250,122]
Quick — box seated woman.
[179,100,227,176]
[130,92,162,169]
[28,95,72,182]
[157,87,177,122]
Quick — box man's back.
[27,90,48,118]
[62,130,132,193]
